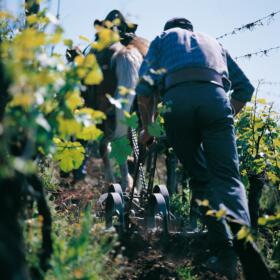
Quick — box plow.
[98,128,202,236]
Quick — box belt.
[164,67,230,91]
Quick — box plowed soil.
[50,157,278,280]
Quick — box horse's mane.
[111,36,149,138]
[109,36,149,92]
[112,44,143,88]
[83,36,149,136]
[129,36,149,57]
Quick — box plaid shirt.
[136,28,254,102]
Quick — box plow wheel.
[99,183,124,207]
[105,192,124,231]
[153,184,170,211]
[108,183,124,200]
[146,193,169,234]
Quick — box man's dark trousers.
[162,82,251,244]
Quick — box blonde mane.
[112,40,148,138]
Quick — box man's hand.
[230,98,246,116]
[139,128,153,146]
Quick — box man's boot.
[233,238,271,280]
[205,243,238,280]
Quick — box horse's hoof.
[127,174,134,190]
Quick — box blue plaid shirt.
[136,28,254,102]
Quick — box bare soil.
[51,157,277,280]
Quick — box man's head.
[164,18,193,31]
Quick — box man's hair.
[164,18,193,31]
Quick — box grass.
[23,163,123,280]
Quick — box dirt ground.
[50,157,272,280]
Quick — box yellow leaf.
[36,73,55,85]
[84,68,103,85]
[254,122,264,130]
[77,125,103,141]
[77,68,87,79]
[258,217,267,226]
[103,20,114,29]
[273,138,280,148]
[15,29,46,49]
[126,22,136,29]
[26,14,38,25]
[53,137,61,144]
[267,172,278,184]
[49,32,62,44]
[241,169,247,176]
[9,93,35,109]
[84,54,96,67]
[257,98,266,104]
[64,39,73,48]
[195,199,209,207]
[206,210,216,216]
[216,208,227,220]
[237,226,249,240]
[76,108,106,122]
[112,18,121,26]
[54,141,85,172]
[57,116,82,137]
[92,28,119,51]
[118,86,134,96]
[65,90,84,111]
[79,35,91,43]
[41,100,58,114]
[74,55,85,66]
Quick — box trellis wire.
[217,10,280,40]
[235,45,280,60]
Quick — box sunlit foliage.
[0,8,116,175]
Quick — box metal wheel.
[153,184,170,211]
[105,192,124,230]
[108,183,123,201]
[146,193,169,234]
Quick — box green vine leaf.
[110,136,132,165]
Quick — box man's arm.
[226,50,255,115]
[230,98,246,115]
[137,93,160,145]
[138,90,160,128]
[136,37,161,144]
[138,95,155,130]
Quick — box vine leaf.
[148,122,163,137]
[54,140,85,172]
[122,111,138,129]
[84,68,103,85]
[77,125,103,141]
[65,90,84,111]
[110,136,132,164]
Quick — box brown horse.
[79,23,149,190]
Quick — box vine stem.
[50,0,61,55]
[251,80,262,155]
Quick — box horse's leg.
[100,137,115,183]
[119,162,133,192]
[112,46,145,192]
[113,90,135,192]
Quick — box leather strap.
[164,67,227,91]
